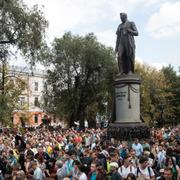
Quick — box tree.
[135,63,175,126]
[0,0,48,64]
[44,32,117,128]
[161,65,180,125]
[0,0,48,125]
[0,63,26,125]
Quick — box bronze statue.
[115,13,138,74]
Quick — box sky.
[11,0,180,72]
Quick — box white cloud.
[135,55,180,72]
[135,56,168,70]
[144,0,166,7]
[135,56,144,65]
[24,0,160,42]
[150,62,168,70]
[24,0,112,41]
[24,0,180,42]
[135,57,166,70]
[96,30,116,47]
[147,1,180,38]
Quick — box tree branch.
[0,40,14,44]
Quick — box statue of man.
[115,13,138,74]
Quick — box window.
[34,97,39,106]
[19,97,25,106]
[34,82,39,91]
[34,114,38,123]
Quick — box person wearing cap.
[110,162,122,180]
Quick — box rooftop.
[10,66,46,76]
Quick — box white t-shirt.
[91,142,96,150]
[33,167,43,180]
[135,166,155,180]
[79,173,87,180]
[118,165,136,178]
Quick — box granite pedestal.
[107,74,150,140]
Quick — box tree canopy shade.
[0,0,48,65]
[44,32,118,127]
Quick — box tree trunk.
[69,113,75,127]
[87,118,96,128]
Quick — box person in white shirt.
[118,155,136,179]
[136,156,155,180]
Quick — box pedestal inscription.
[115,83,141,123]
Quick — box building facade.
[11,66,47,126]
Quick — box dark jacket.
[110,171,122,180]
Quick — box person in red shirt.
[74,134,83,144]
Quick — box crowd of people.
[0,125,179,180]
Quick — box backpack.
[137,166,152,178]
[120,165,132,173]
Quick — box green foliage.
[0,0,48,65]
[135,63,175,125]
[0,63,26,125]
[0,0,48,125]
[162,65,180,124]
[44,32,117,127]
